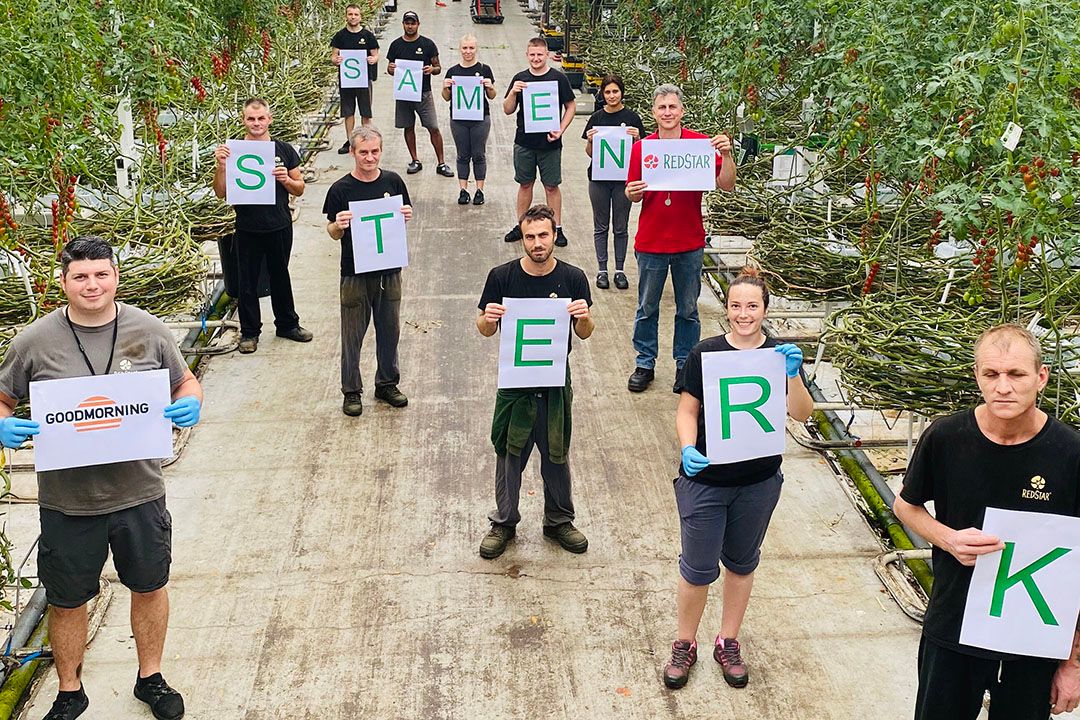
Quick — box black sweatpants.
[236,225,300,338]
[914,636,1057,720]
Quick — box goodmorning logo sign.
[30,370,174,472]
[43,396,151,433]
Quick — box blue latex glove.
[775,343,803,378]
[0,417,40,449]
[681,445,710,477]
[163,396,201,428]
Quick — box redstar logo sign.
[44,396,150,433]
[643,154,659,169]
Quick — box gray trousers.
[490,392,575,528]
[450,117,491,181]
[340,272,401,395]
[588,180,632,271]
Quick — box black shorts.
[340,87,373,119]
[914,636,1057,720]
[38,497,173,608]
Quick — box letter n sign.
[497,298,572,389]
[591,127,630,181]
[700,349,787,464]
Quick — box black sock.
[58,685,85,698]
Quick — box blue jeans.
[632,248,703,370]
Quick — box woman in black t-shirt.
[662,267,813,692]
[441,34,497,206]
[582,75,646,290]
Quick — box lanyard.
[65,303,119,376]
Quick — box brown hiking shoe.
[479,524,515,559]
[663,640,697,689]
[714,636,749,687]
[542,522,588,553]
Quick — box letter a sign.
[339,50,369,88]
[225,139,276,205]
[497,298,571,389]
[393,59,423,102]
[701,349,787,464]
[591,126,630,181]
[348,195,409,273]
[960,508,1080,659]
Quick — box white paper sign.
[591,126,631,181]
[349,195,408,274]
[497,298,571,389]
[393,59,424,102]
[640,138,717,191]
[701,348,787,464]
[225,140,276,205]
[339,50,370,88]
[29,370,174,472]
[960,507,1080,659]
[451,76,485,121]
[522,81,561,133]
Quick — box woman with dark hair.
[663,267,813,691]
[582,74,646,290]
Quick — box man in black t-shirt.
[476,204,594,560]
[502,37,577,247]
[385,12,454,178]
[330,3,379,154]
[895,324,1080,720]
[323,126,413,417]
[213,98,312,354]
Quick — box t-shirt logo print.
[1021,474,1052,501]
[643,154,659,169]
[118,358,132,373]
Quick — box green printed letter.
[514,318,556,367]
[598,137,627,170]
[529,91,554,122]
[359,212,395,253]
[343,56,363,80]
[235,154,266,190]
[456,84,481,111]
[718,376,774,440]
[990,541,1071,625]
[397,68,418,92]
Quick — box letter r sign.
[700,349,787,464]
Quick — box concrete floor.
[10,2,981,718]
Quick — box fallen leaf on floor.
[616,687,632,697]
[530,616,539,625]
[527,490,535,496]
[505,564,521,579]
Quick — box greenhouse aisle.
[21,3,933,719]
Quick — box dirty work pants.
[339,272,401,395]
[236,225,299,338]
[489,391,575,529]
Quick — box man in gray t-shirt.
[0,236,203,720]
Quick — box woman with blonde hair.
[441,34,496,205]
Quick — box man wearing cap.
[385,12,454,177]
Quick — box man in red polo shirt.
[624,84,736,393]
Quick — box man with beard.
[476,204,594,559]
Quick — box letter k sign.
[990,541,1071,625]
